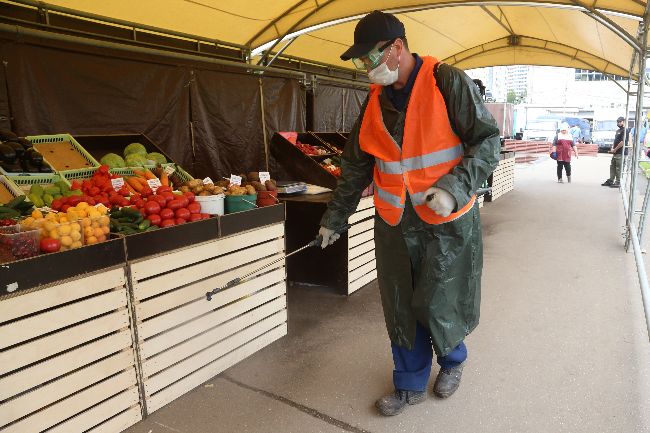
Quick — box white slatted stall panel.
[347,196,376,295]
[490,156,515,201]
[0,267,142,433]
[129,222,287,414]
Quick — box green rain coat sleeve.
[319,99,374,230]
[433,64,501,209]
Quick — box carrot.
[126,177,144,192]
[132,169,147,178]
[143,169,157,180]
[160,170,169,187]
[123,182,137,194]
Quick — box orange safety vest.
[359,56,476,226]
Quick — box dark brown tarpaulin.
[0,34,305,180]
[312,83,366,132]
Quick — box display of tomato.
[146,214,162,226]
[187,202,201,214]
[156,186,172,194]
[160,208,174,220]
[183,192,195,203]
[175,208,190,221]
[166,200,182,211]
[175,217,187,225]
[40,237,61,253]
[152,195,167,207]
[160,219,175,228]
[144,201,161,215]
[188,213,202,222]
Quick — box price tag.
[164,165,176,176]
[147,178,162,192]
[203,177,214,185]
[230,174,242,186]
[259,172,271,183]
[111,177,125,191]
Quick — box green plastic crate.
[25,134,100,173]
[60,167,100,184]
[7,174,70,195]
[0,175,23,201]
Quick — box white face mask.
[368,45,399,86]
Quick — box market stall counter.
[282,193,376,295]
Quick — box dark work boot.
[433,363,464,398]
[601,179,613,186]
[610,181,621,188]
[375,389,427,416]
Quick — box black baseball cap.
[340,11,405,60]
[617,116,625,122]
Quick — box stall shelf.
[127,204,287,414]
[0,266,143,433]
[282,194,376,295]
[487,151,515,202]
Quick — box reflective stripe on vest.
[359,56,476,226]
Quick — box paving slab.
[125,154,650,433]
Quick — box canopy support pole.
[621,51,638,187]
[259,78,269,172]
[625,20,648,253]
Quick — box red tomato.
[51,199,63,211]
[147,214,162,226]
[61,204,70,212]
[201,213,210,220]
[138,208,147,216]
[156,186,172,194]
[175,217,187,225]
[159,208,174,220]
[175,208,191,220]
[183,192,196,203]
[152,195,167,207]
[133,199,145,209]
[187,202,201,214]
[166,200,182,211]
[144,201,161,215]
[40,238,61,253]
[161,192,175,203]
[188,213,202,222]
[177,195,189,208]
[160,219,175,228]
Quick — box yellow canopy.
[41,0,647,76]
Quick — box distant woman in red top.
[553,123,579,183]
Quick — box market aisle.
[124,155,650,433]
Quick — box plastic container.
[256,190,278,207]
[195,194,225,215]
[225,194,257,214]
[0,227,40,262]
[25,134,100,174]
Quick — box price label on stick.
[259,172,270,183]
[203,177,214,185]
[230,174,242,186]
[147,178,162,192]
[111,177,125,191]
[164,165,176,176]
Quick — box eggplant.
[5,141,24,158]
[17,138,33,149]
[24,148,43,166]
[1,161,22,172]
[0,143,16,163]
[22,160,40,173]
[0,129,18,141]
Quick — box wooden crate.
[0,267,142,433]
[347,196,376,295]
[488,156,515,202]
[129,222,288,414]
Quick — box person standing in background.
[553,122,579,183]
[602,116,627,188]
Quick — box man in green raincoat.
[318,11,500,416]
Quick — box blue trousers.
[391,322,467,392]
